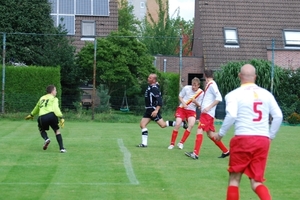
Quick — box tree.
[118,0,141,34]
[76,30,158,96]
[276,68,300,120]
[139,0,194,56]
[0,0,81,108]
[214,59,284,97]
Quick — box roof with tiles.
[193,0,300,69]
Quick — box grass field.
[0,120,299,200]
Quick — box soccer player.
[213,64,283,200]
[185,69,229,159]
[25,85,66,153]
[137,73,185,147]
[168,77,204,150]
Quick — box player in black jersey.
[137,73,179,147]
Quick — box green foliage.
[72,101,83,118]
[96,84,111,113]
[286,112,300,125]
[139,0,194,56]
[76,30,158,96]
[0,66,61,112]
[118,0,141,34]
[214,59,284,97]
[214,59,300,120]
[0,1,80,109]
[0,0,59,64]
[159,72,180,112]
[276,68,300,119]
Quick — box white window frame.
[81,20,96,37]
[223,27,239,48]
[283,29,300,47]
[140,2,145,9]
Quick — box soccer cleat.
[185,152,198,160]
[218,151,230,158]
[60,149,67,153]
[168,145,174,149]
[43,139,51,150]
[137,144,147,148]
[177,142,184,149]
[183,121,188,129]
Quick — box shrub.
[286,112,300,125]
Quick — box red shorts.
[198,113,215,132]
[175,107,196,121]
[228,136,270,182]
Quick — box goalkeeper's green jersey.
[31,94,63,117]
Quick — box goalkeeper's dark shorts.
[37,112,59,132]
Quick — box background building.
[127,0,167,22]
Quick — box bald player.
[213,64,283,200]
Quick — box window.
[140,2,145,8]
[59,15,75,35]
[283,30,300,47]
[50,0,109,35]
[223,27,239,47]
[82,20,96,37]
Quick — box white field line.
[117,139,139,185]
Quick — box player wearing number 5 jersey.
[214,64,283,200]
[25,85,66,153]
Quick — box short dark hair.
[204,69,214,78]
[46,85,55,93]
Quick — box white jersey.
[179,86,204,111]
[201,80,222,117]
[219,83,283,139]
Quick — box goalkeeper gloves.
[59,118,65,129]
[25,114,34,120]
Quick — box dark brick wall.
[267,50,300,69]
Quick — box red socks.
[226,185,271,200]
[255,185,271,200]
[170,130,178,145]
[210,136,229,153]
[180,130,191,143]
[193,134,203,156]
[226,186,239,200]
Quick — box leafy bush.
[276,68,300,120]
[159,72,180,112]
[0,66,61,112]
[287,112,300,125]
[96,84,111,113]
[214,59,283,97]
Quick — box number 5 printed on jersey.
[253,102,262,121]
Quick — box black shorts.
[37,112,59,132]
[143,108,162,122]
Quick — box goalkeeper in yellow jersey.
[25,85,66,153]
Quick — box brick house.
[156,0,300,86]
[192,0,300,70]
[49,0,118,107]
[49,0,118,51]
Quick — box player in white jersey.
[214,64,283,200]
[168,77,204,150]
[185,69,230,159]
